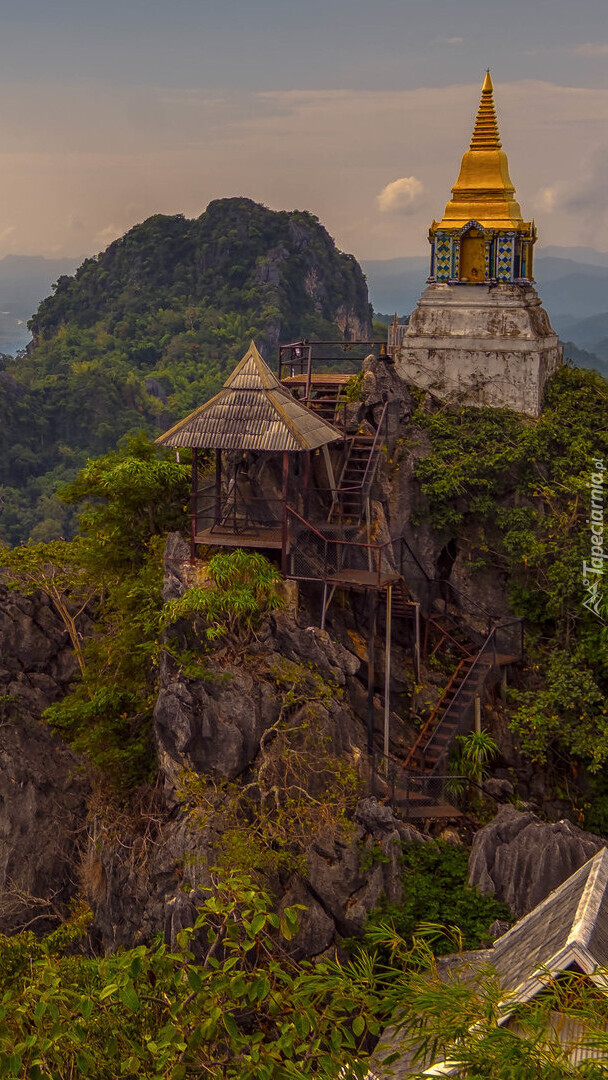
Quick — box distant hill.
[0,199,371,545]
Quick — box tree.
[0,869,405,1079]
[0,537,97,677]
[60,431,191,572]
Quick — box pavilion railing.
[195,481,284,536]
[285,506,398,587]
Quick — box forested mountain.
[0,198,372,544]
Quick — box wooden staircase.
[389,575,511,817]
[403,652,491,774]
[280,373,351,425]
[329,433,376,521]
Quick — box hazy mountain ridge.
[362,247,608,372]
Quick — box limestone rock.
[0,712,88,933]
[154,666,279,788]
[468,805,605,917]
[271,612,359,686]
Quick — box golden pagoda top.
[431,71,531,233]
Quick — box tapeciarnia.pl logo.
[582,455,606,621]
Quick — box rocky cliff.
[0,545,424,956]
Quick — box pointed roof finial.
[470,69,501,151]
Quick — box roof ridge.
[492,854,597,951]
[223,339,282,391]
[568,846,608,949]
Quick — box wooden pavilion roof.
[156,341,343,453]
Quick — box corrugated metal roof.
[492,847,608,999]
[366,849,608,1078]
[156,340,342,452]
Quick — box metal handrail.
[421,628,497,768]
[360,400,388,498]
[286,505,395,552]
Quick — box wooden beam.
[214,449,222,526]
[384,585,392,777]
[190,448,198,564]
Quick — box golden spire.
[469,70,501,150]
[432,71,529,232]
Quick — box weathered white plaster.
[395,282,562,417]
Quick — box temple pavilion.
[156,340,343,561]
[392,72,562,416]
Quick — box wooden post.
[303,450,311,518]
[320,582,328,630]
[214,449,221,525]
[190,447,198,563]
[367,592,377,758]
[474,695,482,734]
[384,585,392,776]
[281,451,289,576]
[413,601,421,684]
[500,666,508,702]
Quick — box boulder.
[468,805,605,917]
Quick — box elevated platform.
[326,568,401,589]
[281,372,352,389]
[194,526,283,549]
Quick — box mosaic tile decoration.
[485,241,491,279]
[496,235,514,282]
[451,241,460,279]
[433,234,452,281]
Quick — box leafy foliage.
[5,435,192,791]
[385,942,608,1078]
[411,363,608,770]
[0,869,411,1080]
[0,199,371,544]
[360,841,510,957]
[161,550,285,646]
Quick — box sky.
[1,0,608,262]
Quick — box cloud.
[535,186,558,212]
[377,176,424,215]
[446,37,463,45]
[94,224,123,248]
[574,43,608,56]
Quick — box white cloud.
[535,186,558,212]
[377,176,424,214]
[94,224,123,248]
[446,37,463,45]
[574,43,608,56]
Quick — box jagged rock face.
[155,664,280,787]
[284,799,425,958]
[0,583,78,708]
[86,537,429,955]
[468,805,605,917]
[88,795,423,957]
[0,582,88,933]
[0,712,88,933]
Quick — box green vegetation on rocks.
[411,363,608,772]
[0,198,371,544]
